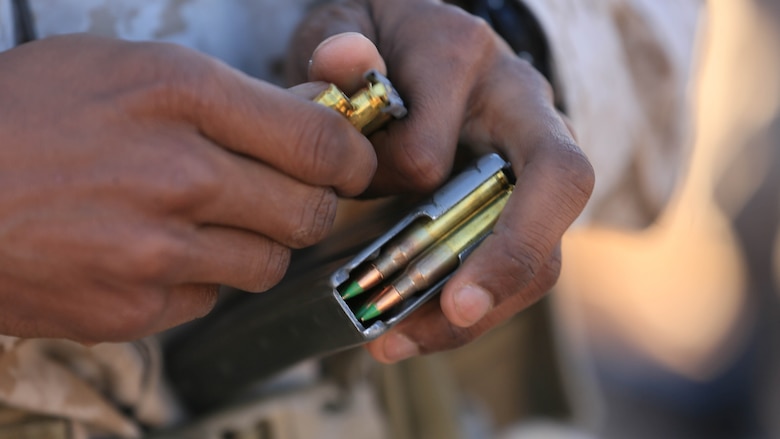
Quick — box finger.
[309,32,387,94]
[110,129,339,249]
[288,81,330,100]
[45,284,220,344]
[149,283,220,334]
[178,225,292,293]
[116,39,377,197]
[199,75,376,197]
[356,4,504,194]
[286,1,468,195]
[71,210,290,295]
[284,3,376,85]
[97,284,219,343]
[194,150,340,249]
[440,64,594,328]
[366,249,561,363]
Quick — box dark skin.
[0,1,594,360]
[0,34,377,344]
[289,0,594,363]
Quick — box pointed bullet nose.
[356,304,381,321]
[340,282,365,299]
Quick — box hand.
[0,34,376,343]
[288,1,595,362]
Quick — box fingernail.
[384,333,419,363]
[453,285,493,327]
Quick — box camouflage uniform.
[0,1,706,438]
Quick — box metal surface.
[332,153,512,335]
[357,188,512,320]
[341,170,509,298]
[313,69,407,135]
[164,154,512,412]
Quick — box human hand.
[288,1,594,362]
[0,34,376,343]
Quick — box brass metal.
[343,170,510,298]
[358,187,513,320]
[164,154,513,407]
[313,69,407,135]
[313,83,352,117]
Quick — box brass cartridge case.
[165,154,513,407]
[313,84,352,117]
[313,69,407,135]
[358,187,512,319]
[344,170,510,298]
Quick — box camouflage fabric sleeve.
[0,336,178,438]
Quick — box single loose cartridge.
[313,69,407,135]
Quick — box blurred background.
[432,1,780,438]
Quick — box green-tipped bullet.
[339,263,384,299]
[340,282,365,300]
[340,172,510,301]
[355,188,513,322]
[356,303,381,321]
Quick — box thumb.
[285,0,377,86]
[309,32,387,94]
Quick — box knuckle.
[120,233,182,283]
[417,325,478,354]
[538,252,563,290]
[507,56,554,97]
[117,42,219,114]
[192,285,220,317]
[396,145,451,193]
[516,236,551,276]
[545,146,596,214]
[455,12,498,54]
[144,42,214,80]
[298,119,335,176]
[558,147,596,199]
[502,253,561,315]
[157,153,223,212]
[517,63,556,105]
[79,289,168,342]
[285,106,375,196]
[289,111,375,194]
[115,294,167,337]
[423,5,496,57]
[246,242,291,292]
[405,7,499,80]
[495,229,551,288]
[287,113,342,182]
[289,187,338,248]
[339,141,377,195]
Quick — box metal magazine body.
[332,153,512,337]
[164,154,512,411]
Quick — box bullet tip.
[357,304,381,321]
[340,282,365,299]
